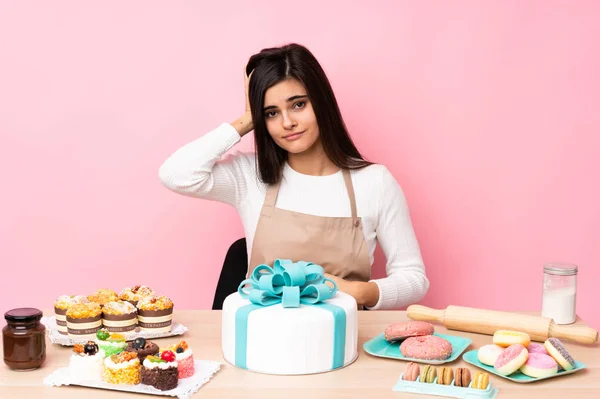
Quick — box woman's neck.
[287,140,339,176]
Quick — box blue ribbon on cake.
[234,259,347,370]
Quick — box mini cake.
[119,285,155,307]
[163,340,194,378]
[54,295,90,335]
[96,329,127,356]
[103,351,141,385]
[102,301,138,333]
[137,296,174,333]
[141,350,178,391]
[68,341,105,382]
[66,303,103,341]
[88,288,119,307]
[125,337,159,363]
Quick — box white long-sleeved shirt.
[158,122,429,310]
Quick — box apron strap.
[264,168,359,226]
[342,169,359,227]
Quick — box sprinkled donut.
[399,335,453,360]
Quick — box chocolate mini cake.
[141,351,178,391]
[125,337,159,363]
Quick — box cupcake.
[141,350,178,391]
[95,329,127,356]
[66,303,103,341]
[125,337,159,363]
[119,285,155,307]
[68,341,105,382]
[88,288,118,307]
[54,295,90,335]
[137,296,174,333]
[103,351,141,385]
[102,301,138,333]
[163,340,194,378]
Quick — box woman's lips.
[283,131,304,141]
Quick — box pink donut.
[384,321,434,342]
[520,353,558,378]
[528,343,548,355]
[494,344,528,375]
[400,335,453,360]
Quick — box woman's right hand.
[232,69,254,137]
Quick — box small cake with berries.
[96,329,128,356]
[66,303,103,341]
[164,340,194,378]
[54,295,90,335]
[141,350,178,391]
[137,296,174,333]
[68,341,105,382]
[125,337,159,363]
[88,288,119,307]
[102,300,138,333]
[119,285,155,307]
[103,351,141,385]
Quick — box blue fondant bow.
[237,259,337,308]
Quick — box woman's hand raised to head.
[231,69,255,137]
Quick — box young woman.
[159,43,429,309]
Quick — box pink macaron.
[527,343,548,355]
[494,344,529,375]
[400,335,453,360]
[403,362,420,381]
[384,321,434,342]
[520,353,558,378]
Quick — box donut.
[493,330,531,348]
[544,338,576,371]
[402,362,420,381]
[520,353,558,378]
[527,342,548,355]
[400,335,453,360]
[384,321,434,342]
[494,344,529,375]
[477,344,504,366]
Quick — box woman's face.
[262,78,320,154]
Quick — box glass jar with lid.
[3,308,46,370]
[541,263,578,325]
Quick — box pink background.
[1,2,598,330]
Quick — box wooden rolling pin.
[407,305,598,344]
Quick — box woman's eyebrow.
[264,95,308,111]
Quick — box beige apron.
[248,169,371,282]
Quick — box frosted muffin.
[102,301,138,333]
[66,303,103,341]
[88,288,118,307]
[119,285,155,307]
[137,296,174,333]
[54,295,90,335]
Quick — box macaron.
[494,344,529,375]
[454,367,471,387]
[544,338,576,371]
[493,330,531,348]
[527,342,548,355]
[403,362,420,381]
[520,352,558,378]
[477,344,504,366]
[436,367,453,385]
[400,335,453,360]
[472,371,490,390]
[419,365,437,383]
[384,321,434,342]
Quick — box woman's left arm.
[328,166,429,308]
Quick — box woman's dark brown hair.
[246,43,372,184]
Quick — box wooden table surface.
[1,310,599,398]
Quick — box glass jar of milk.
[541,263,578,324]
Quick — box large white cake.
[222,290,358,375]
